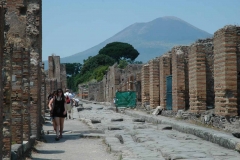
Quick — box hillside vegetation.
[65,42,141,91]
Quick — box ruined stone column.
[27,0,42,138]
[189,39,214,113]
[0,4,4,159]
[22,49,30,142]
[11,48,23,145]
[149,59,160,108]
[159,53,171,109]
[214,26,240,116]
[141,64,150,107]
[172,46,189,111]
[41,63,46,118]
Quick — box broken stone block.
[152,106,163,115]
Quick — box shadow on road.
[43,134,83,143]
[36,149,65,154]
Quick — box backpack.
[66,95,70,104]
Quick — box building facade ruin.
[0,1,67,159]
[83,25,240,119]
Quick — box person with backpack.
[64,89,73,119]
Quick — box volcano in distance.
[46,16,212,69]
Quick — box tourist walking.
[64,89,73,119]
[48,88,67,140]
[48,90,57,132]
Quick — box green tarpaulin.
[115,91,136,108]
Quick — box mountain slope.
[45,16,212,69]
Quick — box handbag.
[50,97,55,117]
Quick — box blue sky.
[42,0,240,61]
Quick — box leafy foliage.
[99,42,139,62]
[80,54,115,75]
[64,63,82,76]
[118,59,128,69]
[66,42,140,92]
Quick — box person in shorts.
[48,88,67,140]
[64,89,73,119]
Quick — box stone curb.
[124,110,240,152]
[11,135,36,160]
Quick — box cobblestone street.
[79,101,240,160]
[30,100,240,160]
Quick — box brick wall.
[214,26,240,116]
[22,50,30,142]
[189,39,214,113]
[149,59,160,108]
[27,0,42,139]
[141,64,150,106]
[159,53,172,109]
[0,5,4,158]
[172,46,189,111]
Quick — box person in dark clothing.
[48,88,67,141]
[48,90,57,132]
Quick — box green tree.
[64,63,82,76]
[80,54,115,75]
[118,59,128,69]
[99,42,139,62]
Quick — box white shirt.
[64,92,73,99]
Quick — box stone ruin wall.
[78,84,88,99]
[118,64,143,93]
[0,1,67,158]
[171,46,189,111]
[47,56,66,94]
[88,81,104,102]
[159,53,171,109]
[214,26,240,116]
[189,39,214,113]
[0,0,43,159]
[141,64,150,107]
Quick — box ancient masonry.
[189,39,214,113]
[141,64,150,106]
[0,1,67,159]
[171,46,189,111]
[46,56,67,95]
[149,59,160,108]
[84,25,240,118]
[79,64,143,103]
[159,53,171,109]
[213,26,240,116]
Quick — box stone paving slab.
[30,107,118,160]
[78,101,240,160]
[124,109,240,152]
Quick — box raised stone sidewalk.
[87,100,240,153]
[124,109,240,152]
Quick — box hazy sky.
[42,0,240,61]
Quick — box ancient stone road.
[29,105,118,160]
[79,101,240,160]
[30,100,240,160]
